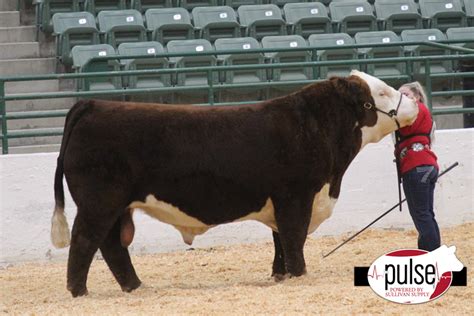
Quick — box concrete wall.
[1,129,472,266]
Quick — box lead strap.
[395,130,403,212]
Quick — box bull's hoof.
[288,267,307,278]
[121,279,142,293]
[273,273,289,282]
[68,286,89,298]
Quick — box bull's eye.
[378,90,385,97]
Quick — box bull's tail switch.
[51,155,70,248]
[51,205,70,248]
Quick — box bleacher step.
[7,98,76,112]
[5,134,62,148]
[0,0,16,11]
[0,26,36,43]
[5,80,76,113]
[0,57,56,75]
[4,143,62,155]
[0,11,20,27]
[8,116,66,131]
[5,80,59,94]
[0,42,40,59]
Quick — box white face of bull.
[350,70,419,147]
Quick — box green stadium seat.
[52,11,100,66]
[117,42,171,90]
[332,0,376,3]
[317,0,333,6]
[192,6,241,42]
[214,37,265,84]
[71,44,122,91]
[308,33,359,78]
[214,37,265,100]
[84,0,127,15]
[401,28,447,53]
[283,2,331,37]
[130,0,173,13]
[354,31,406,77]
[98,10,147,48]
[261,35,312,82]
[180,0,220,11]
[237,4,287,40]
[223,0,264,9]
[329,0,377,36]
[374,0,422,34]
[446,26,474,69]
[270,0,310,7]
[401,29,451,75]
[419,0,466,31]
[145,8,194,44]
[464,0,474,26]
[166,39,218,88]
[446,26,474,48]
[117,41,166,65]
[36,0,81,34]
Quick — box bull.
[51,71,418,297]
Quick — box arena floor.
[0,222,472,315]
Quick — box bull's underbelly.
[129,184,337,245]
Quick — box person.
[395,82,440,252]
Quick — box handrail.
[1,43,474,154]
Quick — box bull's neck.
[360,113,397,149]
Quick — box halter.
[363,93,403,130]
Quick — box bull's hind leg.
[273,191,312,278]
[99,212,141,293]
[66,190,132,297]
[67,210,115,297]
[271,231,287,281]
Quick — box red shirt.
[395,102,438,174]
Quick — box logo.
[367,245,464,304]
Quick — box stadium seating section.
[33,0,474,92]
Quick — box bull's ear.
[347,75,365,94]
[331,76,364,97]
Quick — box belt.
[400,143,430,159]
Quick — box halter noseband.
[363,93,403,130]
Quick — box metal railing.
[1,41,474,154]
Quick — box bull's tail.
[51,100,91,248]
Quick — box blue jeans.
[402,165,440,251]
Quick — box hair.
[399,81,428,104]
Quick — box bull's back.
[65,100,280,174]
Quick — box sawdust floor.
[1,222,473,315]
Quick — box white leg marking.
[308,184,337,234]
[51,206,71,248]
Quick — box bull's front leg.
[273,191,313,279]
[271,231,287,281]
